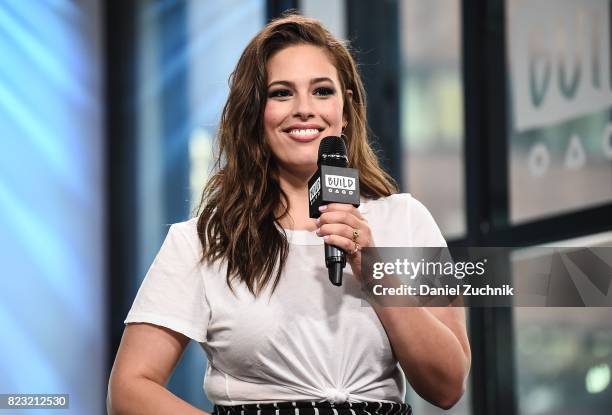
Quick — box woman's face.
[263,44,348,178]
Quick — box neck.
[276,165,318,231]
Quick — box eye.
[268,89,292,98]
[313,87,335,97]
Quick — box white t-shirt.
[125,193,446,405]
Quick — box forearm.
[107,376,209,415]
[371,305,469,409]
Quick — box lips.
[283,124,324,142]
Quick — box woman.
[108,14,470,415]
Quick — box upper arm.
[110,322,190,387]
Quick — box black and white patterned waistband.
[213,400,412,415]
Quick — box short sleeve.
[124,221,210,343]
[407,194,447,248]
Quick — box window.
[400,0,466,239]
[506,0,612,224]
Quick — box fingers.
[316,204,372,250]
[316,223,356,242]
[317,210,362,230]
[316,225,363,256]
[319,203,364,220]
[321,233,359,254]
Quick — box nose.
[293,94,315,120]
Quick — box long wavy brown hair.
[196,13,398,296]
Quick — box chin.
[283,159,318,177]
[287,151,318,168]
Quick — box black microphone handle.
[325,243,346,286]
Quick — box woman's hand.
[315,203,374,281]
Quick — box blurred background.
[0,0,611,414]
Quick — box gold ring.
[349,242,361,256]
[352,228,360,242]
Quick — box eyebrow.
[267,77,335,89]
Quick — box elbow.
[434,381,465,410]
[413,362,468,410]
[433,366,469,410]
[436,364,469,410]
[435,351,471,409]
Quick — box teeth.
[289,129,319,136]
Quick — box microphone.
[308,136,360,286]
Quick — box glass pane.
[506,0,612,224]
[301,0,346,40]
[187,0,266,212]
[400,0,466,239]
[515,307,612,415]
[513,231,612,415]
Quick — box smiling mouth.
[284,128,323,141]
